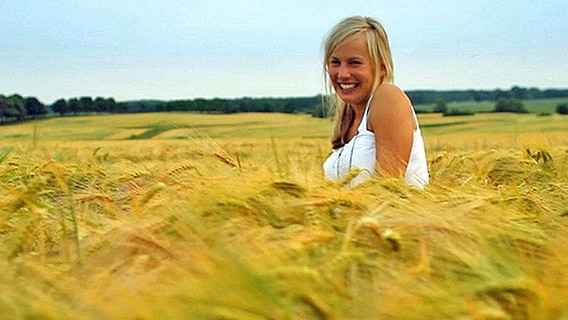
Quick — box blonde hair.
[323,16,394,149]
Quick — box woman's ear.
[380,63,387,77]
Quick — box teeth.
[340,83,356,90]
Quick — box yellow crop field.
[1,112,567,319]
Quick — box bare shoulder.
[373,83,411,108]
[368,82,415,131]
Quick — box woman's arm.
[367,83,415,177]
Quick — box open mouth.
[339,83,357,90]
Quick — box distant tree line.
[118,96,322,115]
[1,86,567,124]
[0,94,49,124]
[50,97,119,115]
[407,86,568,105]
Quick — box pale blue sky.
[1,0,567,104]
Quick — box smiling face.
[327,33,377,110]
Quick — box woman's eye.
[329,60,340,66]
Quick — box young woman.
[322,16,429,188]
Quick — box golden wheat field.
[1,112,568,319]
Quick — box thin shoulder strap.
[359,94,374,131]
[365,93,374,115]
[410,105,420,130]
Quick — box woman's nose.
[337,65,350,79]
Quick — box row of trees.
[0,94,325,123]
[0,94,48,123]
[1,95,120,123]
[434,98,568,116]
[51,97,119,115]
[120,96,321,115]
[2,87,568,124]
[408,86,568,105]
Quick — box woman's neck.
[351,92,373,116]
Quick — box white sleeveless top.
[323,97,429,188]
